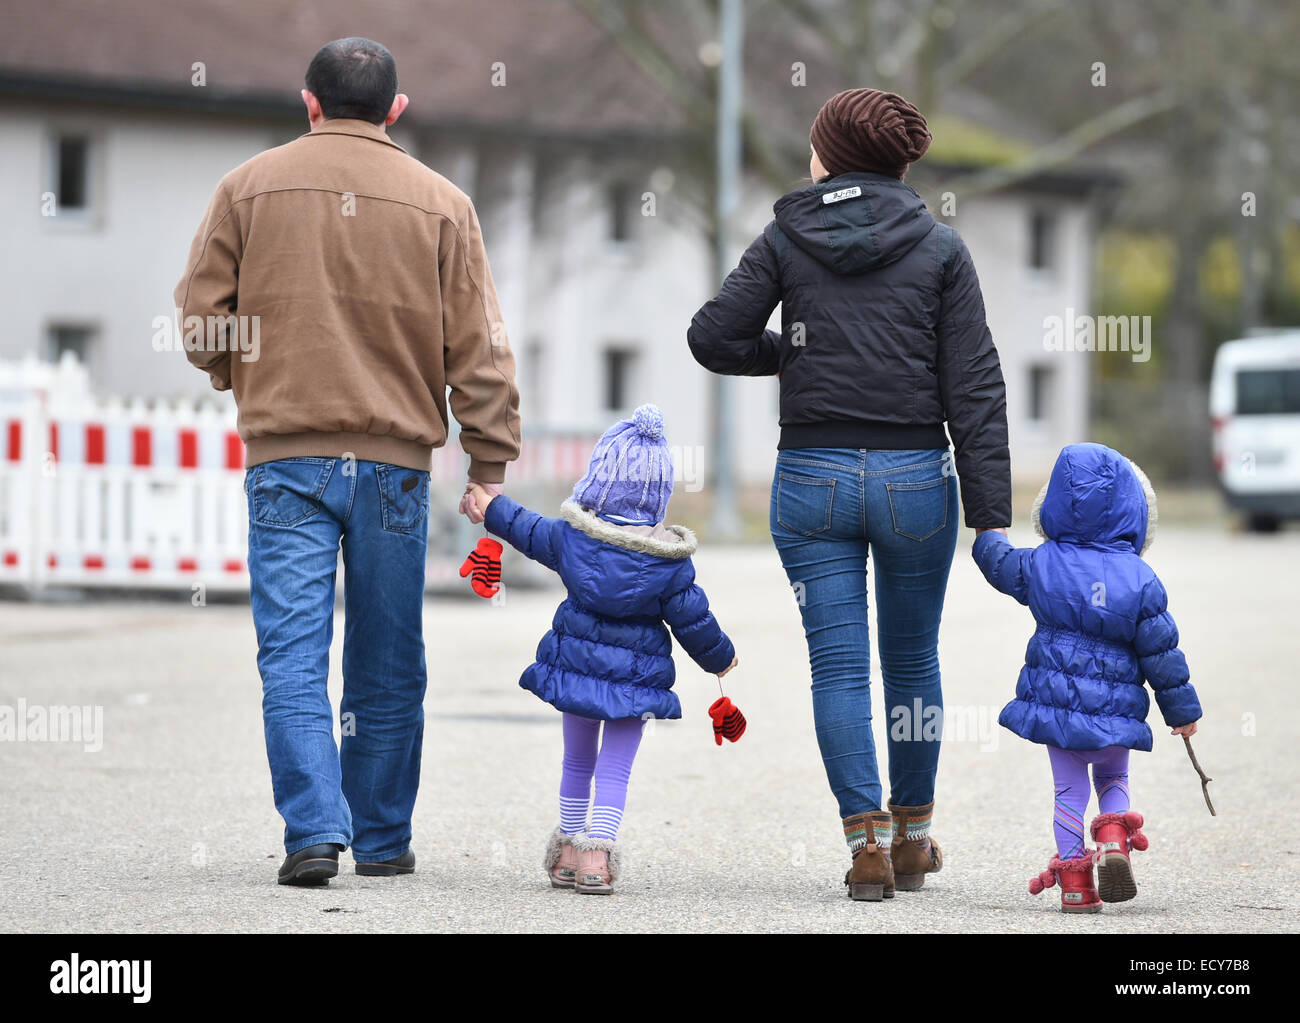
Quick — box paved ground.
[1,522,1296,933]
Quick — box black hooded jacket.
[688,171,1012,528]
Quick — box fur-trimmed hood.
[1030,443,1158,555]
[560,499,697,559]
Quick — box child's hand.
[717,655,738,679]
[465,482,499,519]
[1172,721,1199,737]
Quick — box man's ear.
[301,89,325,127]
[385,93,410,126]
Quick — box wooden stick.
[1183,735,1216,816]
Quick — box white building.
[0,7,1103,496]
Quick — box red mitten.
[708,696,746,746]
[459,537,503,598]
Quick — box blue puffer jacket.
[973,443,1201,751]
[484,496,735,720]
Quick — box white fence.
[0,355,593,594]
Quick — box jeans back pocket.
[250,458,334,527]
[776,471,836,536]
[885,476,949,542]
[376,464,430,534]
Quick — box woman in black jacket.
[688,88,1012,902]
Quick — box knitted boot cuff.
[1090,810,1144,838]
[570,833,623,882]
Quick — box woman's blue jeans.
[770,448,958,819]
[245,457,430,860]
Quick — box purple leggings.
[1047,745,1131,859]
[560,714,645,840]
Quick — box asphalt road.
[1,524,1295,933]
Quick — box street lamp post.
[709,0,743,540]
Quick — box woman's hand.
[717,655,738,679]
[1172,721,1199,737]
[973,527,1008,551]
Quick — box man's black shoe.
[355,850,416,877]
[278,843,343,886]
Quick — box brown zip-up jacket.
[174,118,521,482]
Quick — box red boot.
[1090,811,1148,903]
[1028,853,1102,914]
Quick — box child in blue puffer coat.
[973,443,1201,914]
[465,405,736,894]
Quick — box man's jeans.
[770,448,958,818]
[244,456,429,859]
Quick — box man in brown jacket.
[175,37,520,885]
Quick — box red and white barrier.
[0,355,597,593]
[2,356,249,590]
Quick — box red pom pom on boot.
[459,537,503,598]
[1091,811,1147,903]
[1028,853,1102,914]
[707,696,746,745]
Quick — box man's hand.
[460,480,503,524]
[717,655,738,679]
[975,527,1009,537]
[1171,721,1199,737]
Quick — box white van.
[1210,331,1300,530]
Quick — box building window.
[1028,364,1054,423]
[602,347,638,411]
[46,324,95,365]
[608,181,633,242]
[54,135,91,212]
[1028,210,1057,272]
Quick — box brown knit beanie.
[810,88,932,179]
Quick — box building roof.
[2,0,1121,195]
[0,0,680,140]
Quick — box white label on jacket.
[822,185,862,205]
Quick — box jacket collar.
[304,118,407,154]
[560,500,697,559]
[775,170,917,211]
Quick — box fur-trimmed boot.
[1028,853,1102,913]
[1091,811,1148,903]
[571,834,621,895]
[544,828,579,889]
[843,810,895,902]
[888,801,944,891]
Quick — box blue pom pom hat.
[572,404,675,526]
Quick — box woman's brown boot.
[889,801,944,891]
[842,811,895,901]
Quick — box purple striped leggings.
[560,714,644,839]
[1047,745,1131,859]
